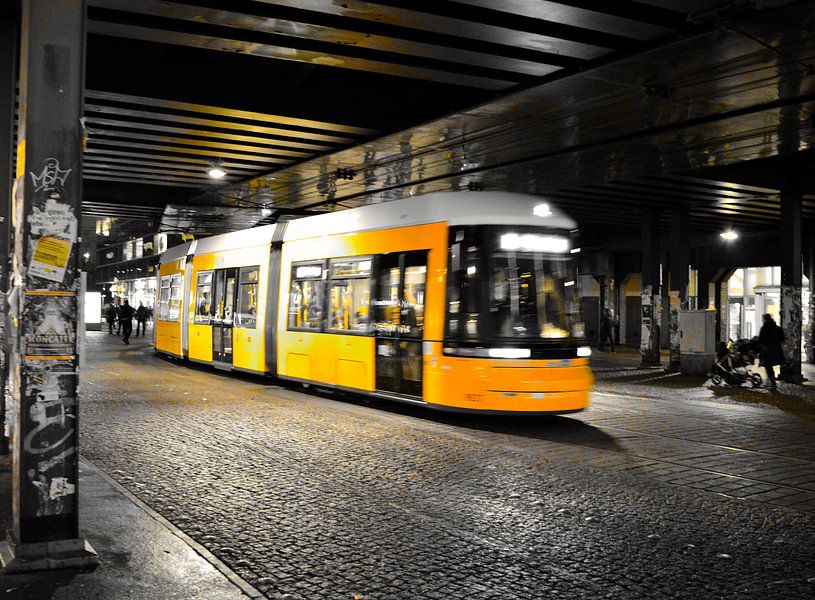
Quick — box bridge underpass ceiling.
[72,1,814,234]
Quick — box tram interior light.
[487,348,531,359]
[500,233,569,253]
[720,230,738,241]
[564,280,575,287]
[577,346,592,357]
[570,247,581,254]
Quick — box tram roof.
[165,192,575,258]
[282,192,577,241]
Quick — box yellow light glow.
[720,230,738,241]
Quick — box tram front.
[428,221,593,414]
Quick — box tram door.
[374,252,427,398]
[212,268,238,364]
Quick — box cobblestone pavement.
[79,333,815,599]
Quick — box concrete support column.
[669,205,690,371]
[0,12,19,456]
[779,180,803,383]
[640,208,661,366]
[0,0,98,572]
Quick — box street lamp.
[720,229,738,241]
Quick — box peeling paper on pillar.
[640,286,652,353]
[26,159,78,284]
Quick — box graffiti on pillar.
[21,361,77,516]
[780,285,802,364]
[669,290,681,366]
[640,285,652,353]
[27,158,77,284]
[808,290,815,364]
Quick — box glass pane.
[490,253,570,339]
[224,275,236,323]
[329,277,371,332]
[288,278,324,330]
[195,271,212,323]
[402,257,426,339]
[212,271,225,320]
[373,255,401,335]
[331,258,371,278]
[159,276,171,321]
[237,268,259,328]
[168,274,182,322]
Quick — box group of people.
[105,300,151,345]
[596,306,787,393]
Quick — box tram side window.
[158,274,182,322]
[168,274,182,321]
[288,262,325,330]
[158,276,172,321]
[446,229,481,340]
[236,267,259,328]
[194,271,213,324]
[328,258,371,333]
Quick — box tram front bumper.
[426,356,593,413]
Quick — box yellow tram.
[155,192,594,414]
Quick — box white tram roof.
[160,240,196,262]
[283,192,576,242]
[162,192,576,261]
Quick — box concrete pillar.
[0,0,98,572]
[640,208,661,366]
[807,233,815,365]
[779,180,803,383]
[0,12,18,456]
[669,205,690,371]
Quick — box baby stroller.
[710,338,762,387]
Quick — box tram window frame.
[168,274,183,322]
[326,256,373,336]
[235,266,260,329]
[287,260,327,332]
[158,275,172,321]
[194,270,213,324]
[445,227,484,341]
[159,274,182,322]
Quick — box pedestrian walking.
[119,299,136,345]
[598,307,616,352]
[758,313,784,392]
[135,302,149,336]
[105,302,118,335]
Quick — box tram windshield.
[446,226,584,344]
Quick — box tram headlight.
[577,346,592,357]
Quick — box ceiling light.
[207,162,226,179]
[720,230,738,241]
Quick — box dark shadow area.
[0,456,92,599]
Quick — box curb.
[80,456,264,599]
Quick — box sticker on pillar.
[29,235,72,282]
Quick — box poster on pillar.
[20,361,77,517]
[22,293,77,360]
[26,158,78,285]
